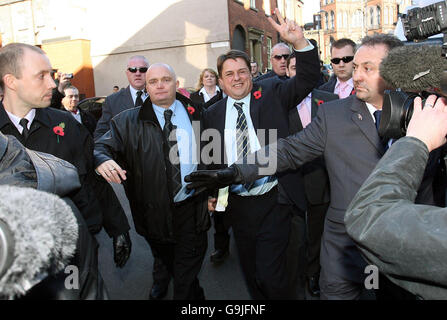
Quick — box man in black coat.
[0,43,131,269]
[95,63,211,300]
[196,9,320,299]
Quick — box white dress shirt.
[5,109,35,134]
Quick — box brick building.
[304,0,412,62]
[0,0,304,96]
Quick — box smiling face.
[62,87,79,112]
[352,44,390,109]
[218,57,253,100]
[145,64,179,108]
[12,48,56,110]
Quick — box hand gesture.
[406,95,447,152]
[96,159,127,184]
[268,8,307,50]
[57,72,72,93]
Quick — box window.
[377,6,381,26]
[370,7,374,26]
[250,0,256,9]
[343,11,348,28]
[331,11,335,29]
[286,0,294,20]
[384,6,388,25]
[267,37,272,70]
[277,0,285,17]
[338,12,342,28]
[264,0,271,15]
[325,12,329,30]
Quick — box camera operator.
[345,95,447,299]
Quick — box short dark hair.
[217,50,251,77]
[331,38,357,54]
[0,43,46,90]
[286,51,296,68]
[113,85,119,89]
[360,34,403,51]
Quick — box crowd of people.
[0,7,446,301]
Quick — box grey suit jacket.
[94,86,134,140]
[239,95,388,223]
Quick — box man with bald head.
[94,55,150,140]
[94,63,210,300]
[255,42,291,81]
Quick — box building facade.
[0,0,304,97]
[304,0,412,62]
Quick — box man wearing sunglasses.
[319,38,356,99]
[255,43,291,81]
[94,55,150,140]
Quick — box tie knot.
[164,109,173,122]
[373,110,382,130]
[137,90,143,97]
[234,102,244,113]
[19,118,29,129]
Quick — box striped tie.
[234,102,250,161]
[163,109,182,198]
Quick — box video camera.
[379,0,447,139]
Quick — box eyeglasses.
[127,67,148,73]
[330,56,354,64]
[273,54,290,61]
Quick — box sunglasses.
[273,54,290,61]
[127,67,148,73]
[330,56,354,64]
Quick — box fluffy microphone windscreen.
[380,45,447,92]
[0,185,78,299]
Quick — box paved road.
[96,184,251,300]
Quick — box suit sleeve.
[236,103,327,182]
[93,96,114,141]
[277,46,321,111]
[345,137,447,299]
[94,115,127,168]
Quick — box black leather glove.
[185,166,240,191]
[113,231,131,268]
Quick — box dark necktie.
[19,118,29,140]
[135,90,143,107]
[234,102,250,161]
[373,110,389,150]
[163,109,182,198]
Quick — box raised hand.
[268,8,307,50]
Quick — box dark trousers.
[305,201,329,278]
[285,205,307,299]
[145,199,207,300]
[227,188,292,300]
[212,211,230,251]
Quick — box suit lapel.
[350,97,384,155]
[289,108,303,134]
[124,86,134,107]
[249,88,260,130]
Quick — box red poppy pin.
[187,105,195,115]
[314,99,325,106]
[53,122,65,143]
[253,87,262,100]
[350,88,356,96]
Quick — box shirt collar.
[227,93,251,111]
[129,85,147,100]
[5,108,36,130]
[335,77,354,89]
[365,102,380,121]
[152,100,178,119]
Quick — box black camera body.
[381,1,447,139]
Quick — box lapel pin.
[357,114,362,121]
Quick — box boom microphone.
[0,185,78,299]
[379,44,447,95]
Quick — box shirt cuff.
[293,39,314,52]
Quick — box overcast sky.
[302,1,321,24]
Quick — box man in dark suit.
[254,42,291,82]
[0,43,132,290]
[198,9,320,299]
[61,85,97,134]
[187,34,444,299]
[94,55,150,140]
[319,38,356,98]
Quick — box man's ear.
[218,78,223,88]
[176,80,179,89]
[2,74,16,91]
